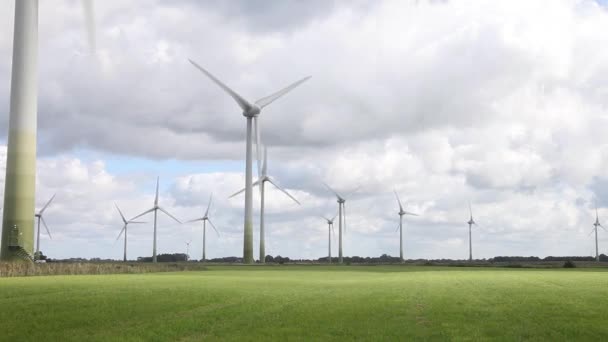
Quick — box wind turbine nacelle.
[243,106,261,117]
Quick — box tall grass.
[0,262,207,277]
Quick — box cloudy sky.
[1,0,608,261]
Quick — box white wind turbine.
[591,207,606,262]
[467,202,477,261]
[186,194,219,262]
[34,194,56,259]
[393,190,418,263]
[188,59,310,264]
[185,239,192,261]
[2,0,96,261]
[230,147,300,263]
[321,214,337,263]
[131,177,181,263]
[323,183,359,264]
[114,203,145,262]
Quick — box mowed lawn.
[1,266,608,341]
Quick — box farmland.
[1,266,608,341]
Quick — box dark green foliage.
[563,260,576,268]
[137,253,188,262]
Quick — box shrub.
[563,260,576,268]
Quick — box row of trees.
[41,252,608,263]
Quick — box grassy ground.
[1,265,608,341]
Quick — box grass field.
[1,266,608,341]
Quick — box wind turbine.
[467,202,476,262]
[1,0,95,261]
[185,239,192,261]
[188,58,310,264]
[230,147,300,263]
[131,177,181,263]
[322,214,337,263]
[592,207,606,262]
[34,194,56,259]
[114,203,145,262]
[186,194,219,262]
[394,190,418,263]
[323,183,359,264]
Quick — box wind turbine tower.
[34,194,55,259]
[322,214,336,263]
[187,194,219,262]
[230,147,300,263]
[114,203,145,262]
[131,177,181,263]
[467,203,476,262]
[1,0,95,261]
[188,59,309,264]
[394,190,418,263]
[323,183,358,264]
[592,207,606,262]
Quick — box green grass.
[1,266,608,341]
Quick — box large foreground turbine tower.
[188,59,309,264]
[1,0,94,261]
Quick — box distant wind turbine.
[114,203,145,262]
[188,58,310,264]
[185,239,192,261]
[467,202,476,261]
[1,0,96,261]
[131,177,181,263]
[34,194,56,259]
[394,190,418,263]
[322,214,337,263]
[592,207,606,262]
[323,183,359,264]
[186,194,219,262]
[230,147,300,263]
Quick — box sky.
[1,0,608,261]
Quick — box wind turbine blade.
[469,201,473,218]
[205,193,213,217]
[81,0,96,53]
[267,178,300,205]
[393,190,404,212]
[154,177,160,206]
[129,221,146,224]
[41,217,52,240]
[39,194,56,215]
[116,225,126,241]
[322,182,342,200]
[130,208,155,221]
[114,203,127,224]
[254,76,311,108]
[589,228,596,236]
[188,59,252,111]
[158,207,182,224]
[331,212,338,222]
[229,180,261,198]
[208,219,220,237]
[331,224,336,237]
[395,224,400,232]
[186,218,204,223]
[404,211,419,216]
[345,186,361,198]
[343,204,347,234]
